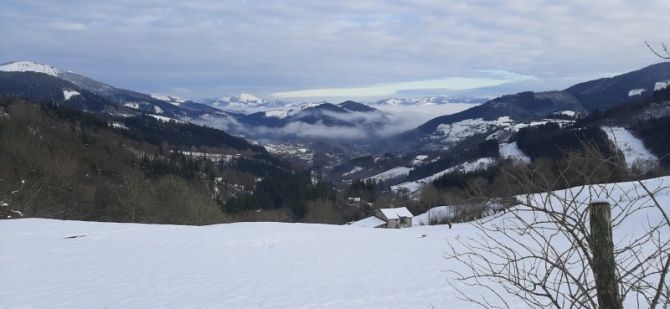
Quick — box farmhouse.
[373,207,414,228]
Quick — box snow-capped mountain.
[0,61,61,76]
[373,95,487,106]
[0,61,229,120]
[196,93,287,112]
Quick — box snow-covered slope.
[2,176,668,308]
[392,157,497,194]
[0,61,61,76]
[365,166,413,181]
[499,142,531,163]
[602,126,658,168]
[62,90,80,101]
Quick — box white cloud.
[272,71,535,98]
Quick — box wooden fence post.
[589,201,623,309]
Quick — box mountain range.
[2,60,669,156]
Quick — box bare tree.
[445,152,670,308]
[646,41,670,60]
[116,168,147,222]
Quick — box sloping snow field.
[2,176,669,308]
[602,126,657,168]
[365,166,413,181]
[499,142,531,163]
[391,157,496,194]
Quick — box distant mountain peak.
[151,94,186,105]
[0,61,62,77]
[338,100,377,112]
[238,93,263,103]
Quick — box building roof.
[377,207,414,220]
[350,216,386,228]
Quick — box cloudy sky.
[1,0,668,101]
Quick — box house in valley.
[373,207,414,228]
[348,207,414,228]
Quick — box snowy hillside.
[2,176,668,308]
[602,126,657,168]
[365,166,413,181]
[499,142,531,163]
[431,116,572,149]
[391,157,497,194]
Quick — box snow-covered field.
[2,219,463,308]
[2,176,669,308]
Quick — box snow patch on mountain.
[123,102,139,109]
[366,167,413,182]
[499,142,531,164]
[264,110,291,118]
[342,166,363,177]
[602,126,657,169]
[435,117,513,145]
[392,157,497,194]
[151,94,185,106]
[0,61,61,77]
[412,155,429,166]
[654,80,670,91]
[557,110,576,117]
[238,93,263,103]
[154,105,163,114]
[62,90,80,100]
[628,88,646,97]
[149,115,184,123]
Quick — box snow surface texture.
[499,142,531,163]
[602,126,657,168]
[2,176,668,308]
[0,61,61,76]
[62,90,80,100]
[392,157,496,194]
